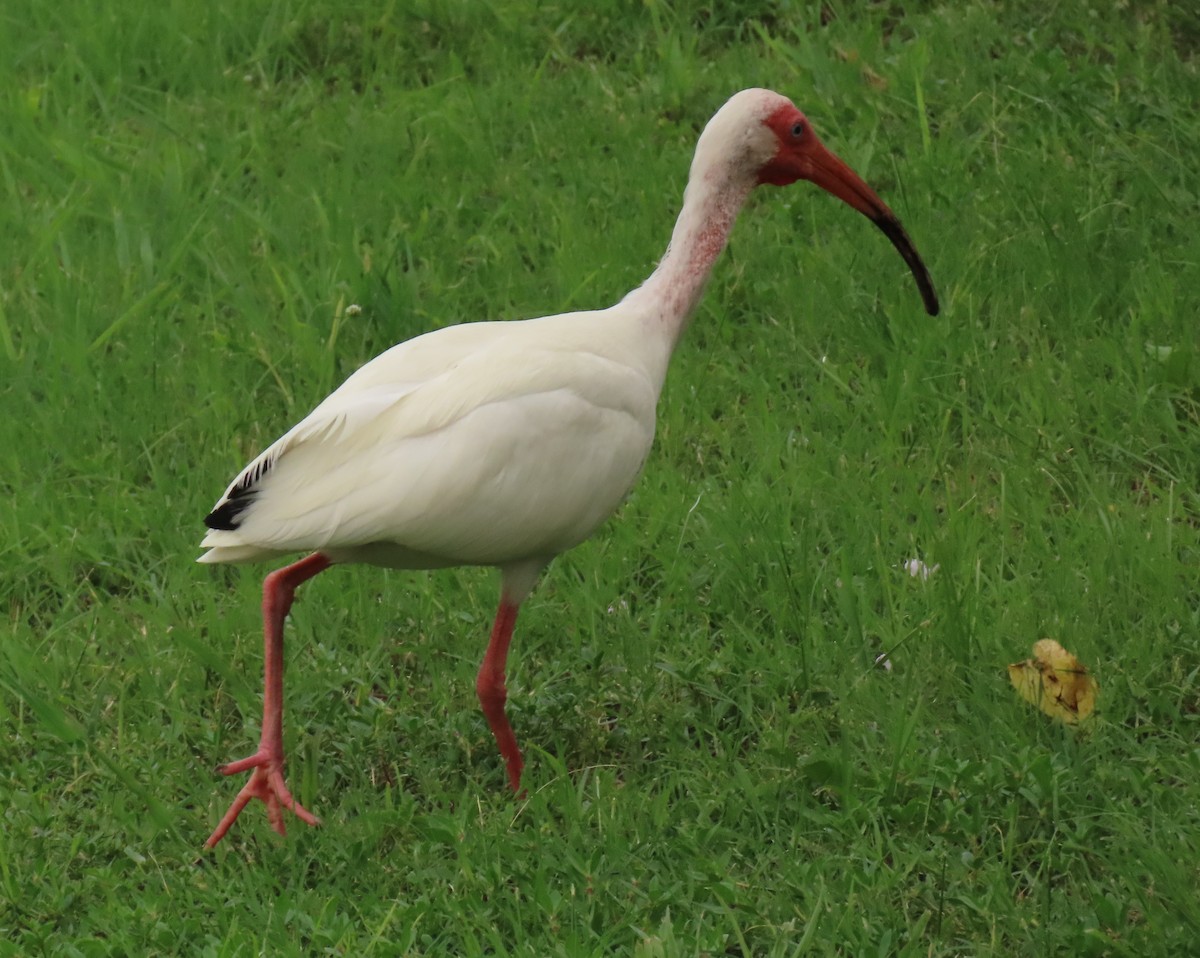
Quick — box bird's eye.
[791,121,805,138]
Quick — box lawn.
[1,1,1198,954]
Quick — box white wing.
[199,308,667,568]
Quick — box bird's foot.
[204,749,319,849]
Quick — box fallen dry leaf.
[1008,638,1098,725]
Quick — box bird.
[198,87,939,848]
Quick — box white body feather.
[199,306,674,569]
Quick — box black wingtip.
[204,497,254,531]
[205,453,275,531]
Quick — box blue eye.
[791,122,805,138]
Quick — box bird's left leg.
[476,599,524,792]
[205,551,332,848]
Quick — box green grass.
[2,0,1198,954]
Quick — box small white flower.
[346,303,363,316]
[874,652,893,671]
[902,558,939,580]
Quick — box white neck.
[621,167,755,348]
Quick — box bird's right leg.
[475,599,525,792]
[205,551,332,849]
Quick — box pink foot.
[204,750,319,848]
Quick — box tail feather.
[197,542,281,564]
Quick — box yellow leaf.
[1007,639,1098,725]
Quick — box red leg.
[205,552,333,849]
[475,599,524,792]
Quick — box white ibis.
[198,88,939,848]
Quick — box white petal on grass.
[902,558,939,580]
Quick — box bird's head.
[702,89,940,316]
